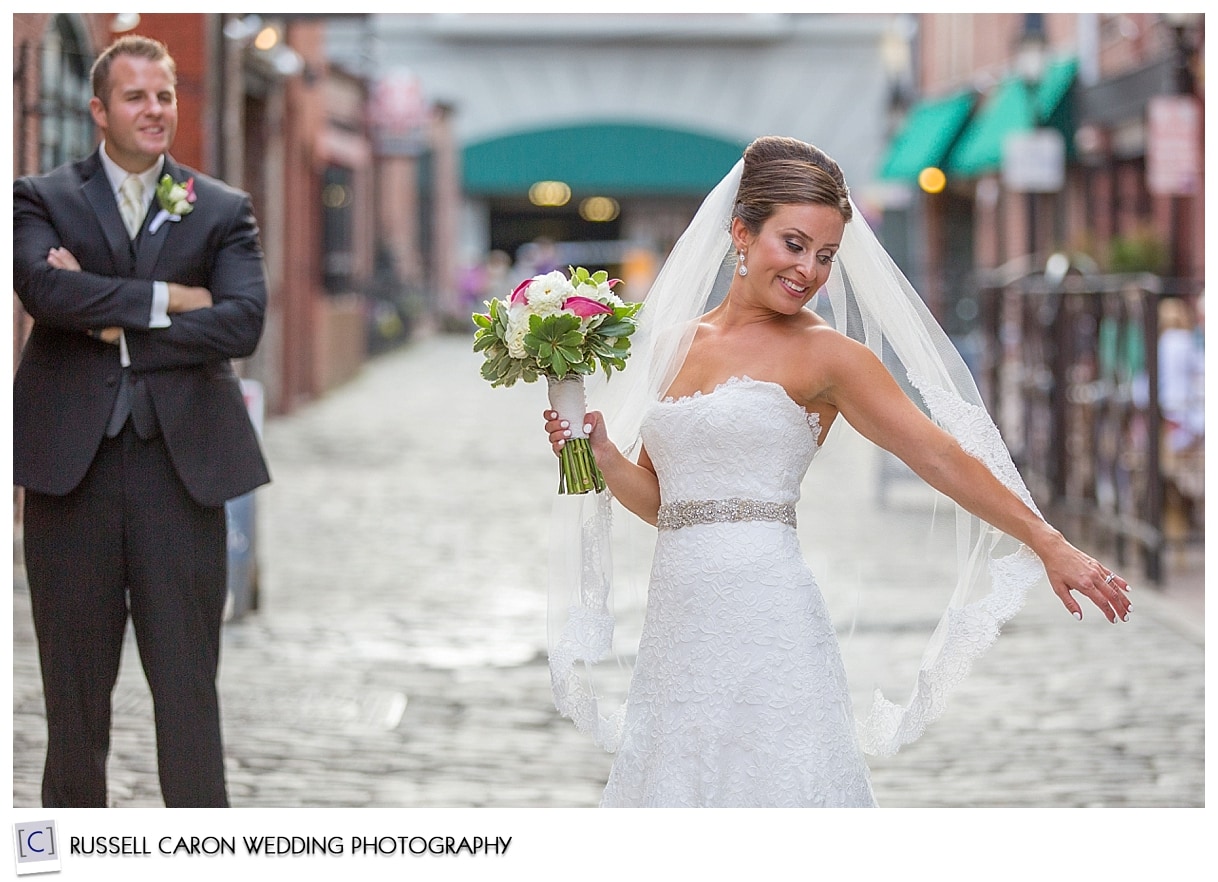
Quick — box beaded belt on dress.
[656,498,797,530]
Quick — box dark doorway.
[489,201,621,267]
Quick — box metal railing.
[976,268,1189,584]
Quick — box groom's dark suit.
[13,149,271,806]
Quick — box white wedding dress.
[600,376,877,808]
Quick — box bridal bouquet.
[473,266,641,494]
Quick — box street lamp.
[1007,14,1069,500]
[224,14,305,80]
[1015,15,1047,265]
[1163,13,1200,94]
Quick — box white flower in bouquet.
[504,310,531,359]
[522,270,574,312]
[504,271,573,357]
[573,275,623,310]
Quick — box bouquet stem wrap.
[547,376,605,495]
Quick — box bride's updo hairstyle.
[732,136,852,234]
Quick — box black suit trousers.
[23,424,229,807]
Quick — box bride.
[542,136,1131,807]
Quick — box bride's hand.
[542,410,568,456]
[542,409,608,456]
[1039,534,1132,623]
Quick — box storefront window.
[39,15,94,172]
[322,164,355,294]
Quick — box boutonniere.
[148,173,197,234]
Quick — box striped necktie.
[119,175,145,239]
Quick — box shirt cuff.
[149,281,171,328]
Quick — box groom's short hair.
[91,35,176,106]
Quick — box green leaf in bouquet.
[594,320,634,338]
[550,312,584,334]
[589,342,619,363]
[501,354,539,388]
[524,312,583,360]
[490,299,512,330]
[481,358,504,385]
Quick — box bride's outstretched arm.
[543,409,661,524]
[820,334,1132,624]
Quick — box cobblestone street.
[11,332,1205,810]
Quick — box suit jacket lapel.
[134,157,173,278]
[81,152,135,274]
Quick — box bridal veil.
[548,157,1046,757]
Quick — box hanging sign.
[1147,94,1201,196]
[1002,128,1066,193]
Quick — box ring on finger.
[1103,572,1116,585]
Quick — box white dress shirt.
[97,142,171,366]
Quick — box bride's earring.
[737,251,748,277]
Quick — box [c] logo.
[12,820,61,876]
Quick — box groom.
[12,34,270,806]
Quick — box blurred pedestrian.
[459,248,514,313]
[516,236,561,278]
[457,255,489,314]
[1158,295,1204,453]
[1158,294,1205,545]
[483,249,513,299]
[12,34,270,807]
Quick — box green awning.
[945,77,1036,176]
[876,90,975,183]
[945,56,1078,177]
[462,123,747,196]
[1035,56,1078,122]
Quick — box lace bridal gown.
[600,376,877,808]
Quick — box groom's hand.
[47,247,120,344]
[168,283,213,313]
[47,246,81,272]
